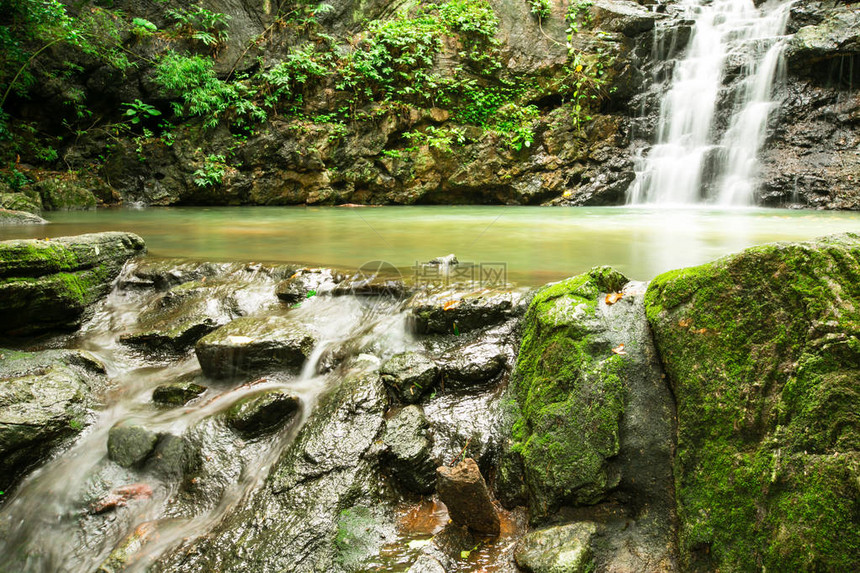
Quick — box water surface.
[3,205,860,285]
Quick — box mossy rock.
[224,389,301,439]
[32,177,97,211]
[152,381,207,406]
[645,233,860,571]
[504,267,629,522]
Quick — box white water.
[627,0,792,206]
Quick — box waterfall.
[627,0,792,206]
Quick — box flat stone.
[380,351,439,404]
[438,342,506,387]
[195,316,317,379]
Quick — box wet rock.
[410,524,476,572]
[380,351,439,404]
[120,260,229,291]
[195,316,316,379]
[409,290,525,335]
[276,268,339,304]
[98,521,159,573]
[152,381,207,406]
[427,254,458,266]
[107,424,158,468]
[590,0,663,37]
[31,175,97,211]
[0,232,146,335]
[646,233,860,571]
[0,208,47,225]
[0,348,105,494]
[153,361,390,571]
[334,505,396,570]
[786,4,860,73]
[120,280,241,352]
[145,432,194,480]
[0,185,42,214]
[382,405,437,494]
[224,389,301,439]
[438,341,507,387]
[436,458,500,535]
[514,522,598,573]
[407,555,446,573]
[90,483,154,515]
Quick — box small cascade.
[627,0,792,206]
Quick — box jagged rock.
[645,233,860,571]
[380,351,439,403]
[224,389,301,439]
[438,341,506,387]
[119,260,230,291]
[0,208,47,225]
[195,316,316,379]
[436,458,500,535]
[409,290,525,335]
[382,405,437,494]
[0,232,146,335]
[107,424,159,468]
[514,522,598,573]
[152,382,207,406]
[0,348,105,494]
[275,268,339,304]
[590,0,664,37]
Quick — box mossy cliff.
[645,233,860,571]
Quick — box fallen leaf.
[678,318,693,328]
[443,300,461,311]
[612,344,627,355]
[605,292,623,305]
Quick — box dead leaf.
[612,344,627,355]
[678,318,693,328]
[605,292,623,305]
[443,300,461,311]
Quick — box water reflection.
[2,205,859,284]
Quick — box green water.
[3,205,860,285]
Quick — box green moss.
[506,267,629,522]
[645,234,860,571]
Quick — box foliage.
[527,0,551,20]
[192,153,228,187]
[166,4,231,47]
[122,99,161,125]
[491,103,539,151]
[439,0,499,39]
[260,44,330,110]
[403,125,465,152]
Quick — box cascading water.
[627,0,792,206]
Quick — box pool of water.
[3,205,860,285]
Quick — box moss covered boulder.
[645,233,860,571]
[0,232,146,335]
[0,208,47,225]
[502,267,630,521]
[0,348,106,494]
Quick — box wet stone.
[514,522,598,573]
[107,424,158,468]
[195,316,316,379]
[409,290,525,336]
[224,389,301,439]
[436,457,500,535]
[275,268,340,304]
[438,341,507,387]
[382,405,437,494]
[380,351,439,404]
[152,381,207,406]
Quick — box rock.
[409,290,525,335]
[195,316,316,379]
[645,233,860,571]
[0,187,42,214]
[334,505,395,570]
[107,424,159,468]
[380,351,439,403]
[0,348,105,494]
[153,362,390,571]
[98,521,159,573]
[514,522,598,573]
[427,254,458,266]
[120,279,241,352]
[276,268,339,304]
[438,341,506,387]
[382,405,437,494]
[119,259,230,291]
[0,232,146,335]
[152,381,207,406]
[31,176,98,211]
[224,389,301,439]
[436,458,500,535]
[786,4,860,73]
[500,268,629,520]
[407,555,446,573]
[90,483,154,515]
[0,208,47,225]
[590,0,663,37]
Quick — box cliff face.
[0,0,856,210]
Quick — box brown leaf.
[612,344,627,355]
[605,292,623,305]
[443,300,461,311]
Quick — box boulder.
[0,349,105,493]
[382,405,437,494]
[645,233,860,571]
[514,522,598,573]
[224,389,301,439]
[590,0,664,37]
[0,232,146,335]
[195,316,316,379]
[409,290,525,335]
[152,381,207,406]
[31,176,97,211]
[380,351,439,403]
[0,208,47,225]
[275,268,340,304]
[435,458,500,535]
[438,341,506,387]
[107,424,159,468]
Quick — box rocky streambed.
[0,231,858,572]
